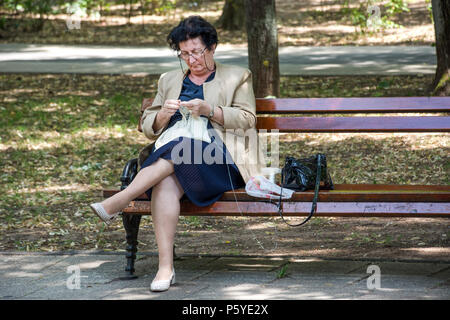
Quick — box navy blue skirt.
[140,114,246,207]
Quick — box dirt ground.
[134,216,450,261]
[0,74,448,261]
[3,215,449,262]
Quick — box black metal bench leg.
[122,213,142,279]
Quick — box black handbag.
[278,154,334,226]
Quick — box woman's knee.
[155,158,175,175]
[153,173,184,201]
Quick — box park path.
[1,252,448,300]
[0,43,436,75]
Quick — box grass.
[0,73,448,253]
[276,264,289,279]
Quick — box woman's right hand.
[152,99,180,133]
[160,99,181,118]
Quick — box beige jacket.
[139,61,264,183]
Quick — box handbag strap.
[277,154,323,227]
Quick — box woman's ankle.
[154,266,174,280]
[101,199,124,216]
[101,190,133,215]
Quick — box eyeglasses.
[177,47,208,61]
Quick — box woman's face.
[178,37,216,76]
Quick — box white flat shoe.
[89,203,118,225]
[150,269,176,292]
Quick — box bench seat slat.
[103,184,450,203]
[256,97,450,113]
[123,201,450,218]
[256,116,450,132]
[218,189,450,203]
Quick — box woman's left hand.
[180,99,211,118]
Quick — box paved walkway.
[1,252,448,300]
[0,43,436,75]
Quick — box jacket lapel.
[203,62,225,108]
[166,68,186,100]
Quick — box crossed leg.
[101,157,175,215]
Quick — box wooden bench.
[103,96,450,278]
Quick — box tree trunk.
[139,0,146,29]
[127,0,133,25]
[431,0,450,96]
[217,0,245,31]
[244,0,280,98]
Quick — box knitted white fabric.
[154,106,211,152]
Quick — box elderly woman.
[90,16,262,292]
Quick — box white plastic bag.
[245,175,295,200]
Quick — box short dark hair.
[167,16,218,51]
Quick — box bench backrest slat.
[256,97,450,114]
[256,116,450,132]
[139,97,450,133]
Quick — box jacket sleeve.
[141,74,167,139]
[219,69,257,130]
